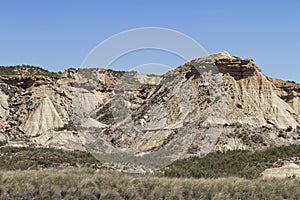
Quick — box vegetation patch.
[163,144,300,179]
[0,147,101,170]
[96,102,115,124]
[55,121,77,131]
[0,168,300,199]
[0,65,58,77]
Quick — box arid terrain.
[0,51,300,199]
[0,51,299,154]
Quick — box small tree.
[286,126,293,132]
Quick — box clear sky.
[0,0,299,82]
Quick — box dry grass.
[0,168,300,200]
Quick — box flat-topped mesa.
[210,51,261,80]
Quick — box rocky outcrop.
[22,95,64,136]
[177,51,299,129]
[0,52,299,160]
[0,90,8,121]
[268,78,300,115]
[262,163,300,178]
[211,50,261,80]
[222,70,299,128]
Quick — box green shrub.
[0,65,57,77]
[163,144,300,179]
[0,141,7,147]
[286,126,293,132]
[55,121,76,131]
[0,147,100,170]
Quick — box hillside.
[0,51,299,170]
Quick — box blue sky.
[0,0,299,82]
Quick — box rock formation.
[0,52,299,164]
[23,95,64,136]
[262,163,300,178]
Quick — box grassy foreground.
[0,168,300,200]
[1,146,300,199]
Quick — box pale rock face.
[223,73,299,128]
[262,163,300,178]
[291,97,300,115]
[268,77,300,116]
[177,51,299,129]
[73,88,103,113]
[80,118,108,129]
[32,130,85,151]
[134,73,162,85]
[136,130,174,152]
[0,133,5,141]
[214,137,247,151]
[23,95,64,136]
[0,90,9,123]
[0,92,9,141]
